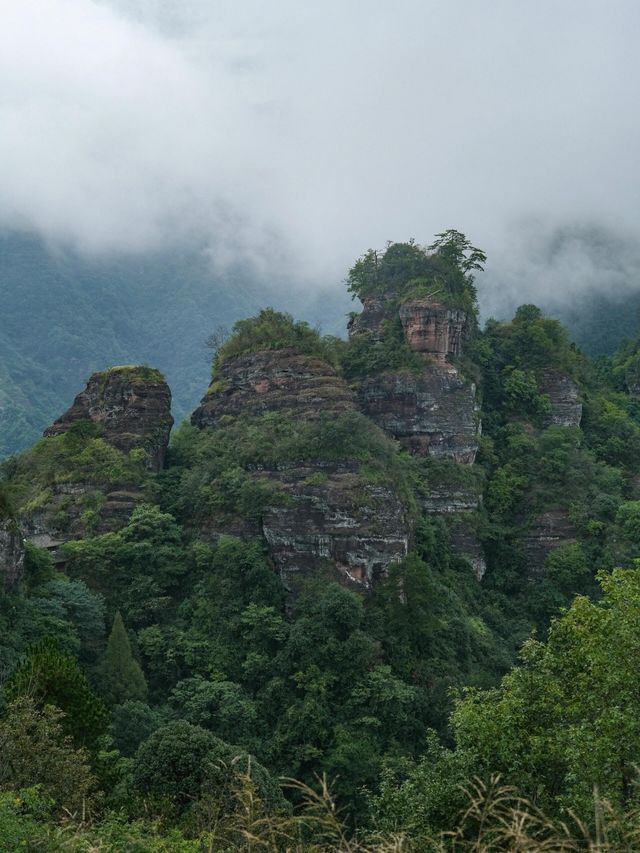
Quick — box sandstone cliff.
[0,520,24,590]
[5,366,173,579]
[349,295,481,463]
[192,347,411,593]
[192,348,355,427]
[539,369,582,427]
[522,509,578,578]
[45,366,173,472]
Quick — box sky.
[1,0,640,313]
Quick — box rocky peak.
[44,366,173,472]
[192,348,356,428]
[399,297,468,363]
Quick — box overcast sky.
[2,0,639,311]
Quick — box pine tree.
[7,638,108,749]
[98,611,148,706]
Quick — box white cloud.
[1,0,639,294]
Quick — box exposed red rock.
[399,298,468,362]
[45,366,173,473]
[192,348,355,428]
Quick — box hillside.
[2,234,640,848]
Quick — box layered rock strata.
[192,348,355,426]
[358,368,479,463]
[0,520,25,589]
[349,295,481,463]
[398,298,468,363]
[522,509,577,578]
[539,370,582,428]
[192,349,410,592]
[45,366,173,472]
[262,463,409,593]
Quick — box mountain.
[3,236,640,845]
[0,230,351,457]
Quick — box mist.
[2,0,640,311]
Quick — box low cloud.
[1,0,640,303]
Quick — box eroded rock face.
[522,509,577,577]
[349,295,480,463]
[192,348,410,591]
[358,368,480,463]
[0,520,25,589]
[20,480,145,566]
[261,462,410,593]
[192,348,355,428]
[399,298,468,362]
[539,370,582,428]
[45,367,173,472]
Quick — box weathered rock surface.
[261,462,410,593]
[539,369,582,427]
[420,472,486,580]
[347,296,389,341]
[522,509,577,577]
[45,367,173,472]
[192,348,355,428]
[448,519,487,581]
[0,520,25,589]
[192,348,410,591]
[20,480,145,565]
[399,298,468,363]
[358,367,480,463]
[349,295,481,462]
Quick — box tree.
[0,697,96,814]
[132,721,285,815]
[451,566,640,820]
[98,612,148,706]
[427,229,487,277]
[6,638,108,749]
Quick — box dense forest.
[2,232,640,850]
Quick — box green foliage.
[111,699,162,757]
[132,720,285,818]
[6,638,108,750]
[212,308,337,375]
[452,567,640,820]
[339,318,425,379]
[0,697,97,814]
[346,232,483,315]
[98,612,148,706]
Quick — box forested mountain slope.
[2,233,640,848]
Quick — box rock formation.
[358,369,480,462]
[349,295,481,463]
[192,348,411,593]
[539,370,582,428]
[398,298,468,362]
[0,520,25,589]
[522,509,577,577]
[192,348,355,427]
[45,366,173,472]
[262,462,409,592]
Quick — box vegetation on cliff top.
[4,234,640,847]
